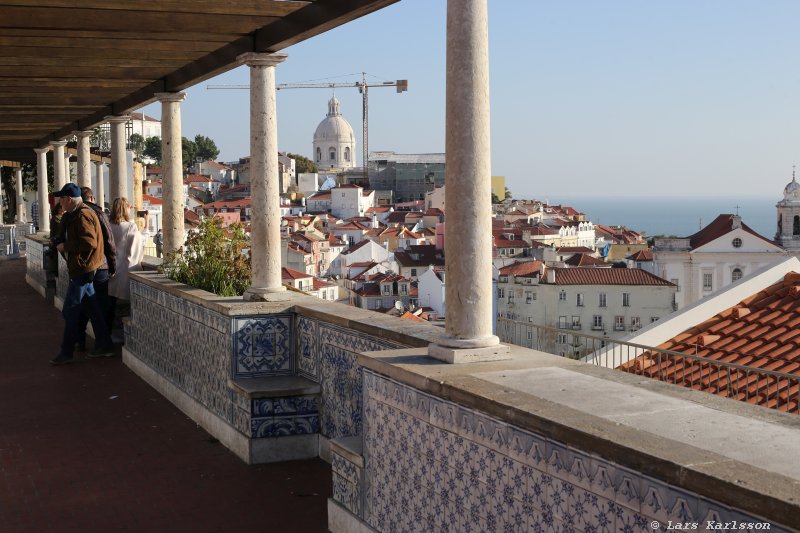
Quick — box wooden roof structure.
[0,0,398,162]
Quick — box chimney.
[731,215,742,230]
[372,213,378,229]
[546,268,556,284]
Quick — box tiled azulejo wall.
[127,279,234,425]
[296,316,405,439]
[24,237,47,289]
[357,370,790,533]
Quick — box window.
[559,290,567,301]
[508,291,514,302]
[650,316,659,323]
[316,147,321,162]
[592,315,603,330]
[527,331,534,340]
[732,237,742,248]
[614,316,624,331]
[599,293,607,307]
[382,284,392,295]
[794,215,800,236]
[329,149,336,161]
[400,284,408,296]
[557,334,568,344]
[498,288,505,298]
[732,268,743,282]
[631,316,641,330]
[671,278,680,292]
[411,268,417,277]
[525,291,533,304]
[558,316,568,328]
[703,273,713,291]
[571,316,581,328]
[576,293,584,307]
[344,147,350,162]
[622,293,630,307]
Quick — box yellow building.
[491,175,506,199]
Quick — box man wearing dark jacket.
[50,183,114,365]
[76,186,116,350]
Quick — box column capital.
[104,115,131,124]
[50,140,68,148]
[33,147,51,155]
[73,130,94,138]
[154,92,186,103]
[236,52,287,68]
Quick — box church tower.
[312,96,357,170]
[776,167,800,252]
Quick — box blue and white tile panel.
[24,237,46,288]
[360,370,791,533]
[296,316,405,439]
[232,315,293,378]
[250,395,320,438]
[332,451,364,518]
[128,279,233,424]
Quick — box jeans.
[77,269,111,344]
[59,271,112,357]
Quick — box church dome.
[313,96,355,144]
[783,170,800,203]
[312,96,357,169]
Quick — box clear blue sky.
[141,0,800,199]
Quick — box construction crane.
[207,73,408,181]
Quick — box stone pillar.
[0,165,4,224]
[75,130,93,188]
[155,92,186,255]
[133,160,144,231]
[428,0,508,363]
[34,147,50,233]
[94,161,106,209]
[15,168,25,223]
[51,140,67,191]
[237,52,288,301]
[107,115,130,202]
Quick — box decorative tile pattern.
[359,370,792,533]
[25,238,47,287]
[332,450,365,519]
[296,316,318,380]
[316,320,404,439]
[232,315,293,377]
[250,395,320,438]
[127,279,233,424]
[56,253,69,302]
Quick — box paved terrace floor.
[0,258,331,533]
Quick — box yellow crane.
[207,73,408,180]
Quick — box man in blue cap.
[50,183,114,365]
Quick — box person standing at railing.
[108,197,144,341]
[154,228,163,258]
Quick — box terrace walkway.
[0,257,330,532]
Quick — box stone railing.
[121,271,799,532]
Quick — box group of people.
[49,183,144,366]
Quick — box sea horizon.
[539,195,778,240]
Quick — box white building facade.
[313,96,356,170]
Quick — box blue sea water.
[546,196,778,239]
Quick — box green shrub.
[160,216,251,297]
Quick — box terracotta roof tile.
[620,270,800,413]
[549,268,673,286]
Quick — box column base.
[243,286,291,302]
[428,339,511,364]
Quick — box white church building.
[313,96,357,171]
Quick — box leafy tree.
[128,133,145,162]
[194,134,220,162]
[182,137,197,171]
[505,186,512,200]
[287,152,317,174]
[160,215,251,296]
[143,136,162,165]
[491,192,500,204]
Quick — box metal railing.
[497,317,799,414]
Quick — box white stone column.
[75,131,93,188]
[34,147,50,233]
[237,52,288,301]
[106,115,130,202]
[94,161,106,209]
[155,92,186,255]
[51,140,67,191]
[429,0,508,363]
[15,168,25,223]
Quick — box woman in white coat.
[108,197,144,333]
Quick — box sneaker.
[49,354,74,366]
[88,345,115,358]
[74,342,87,352]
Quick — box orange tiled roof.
[281,267,312,280]
[627,249,654,261]
[564,253,608,267]
[549,268,673,286]
[499,261,543,277]
[619,272,800,413]
[688,214,776,249]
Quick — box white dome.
[313,96,355,144]
[782,170,800,203]
[312,96,357,169]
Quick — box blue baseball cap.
[53,183,82,198]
